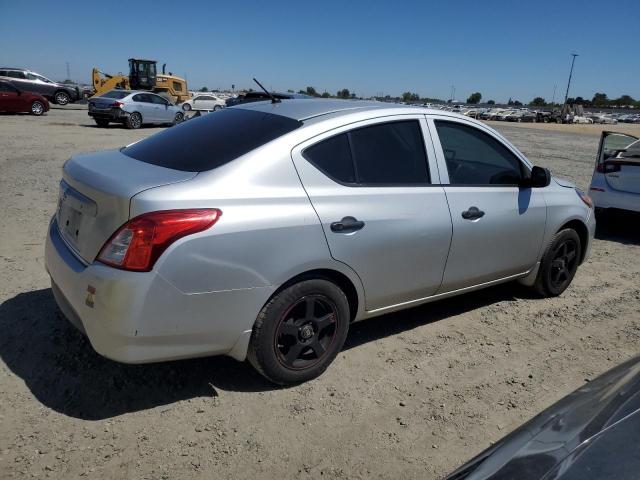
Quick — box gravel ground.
[1,109,639,480]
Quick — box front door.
[292,116,453,311]
[429,117,547,292]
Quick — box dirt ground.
[1,107,639,480]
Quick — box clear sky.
[1,0,638,102]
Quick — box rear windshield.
[100,90,130,99]
[122,108,302,172]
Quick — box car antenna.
[253,78,280,103]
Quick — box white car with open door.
[590,131,640,215]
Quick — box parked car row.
[0,79,50,115]
[0,67,80,105]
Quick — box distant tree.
[305,86,318,97]
[507,97,513,105]
[513,100,522,106]
[487,99,495,105]
[614,95,636,106]
[337,88,350,99]
[530,97,546,106]
[287,89,294,93]
[199,86,208,92]
[350,92,357,99]
[467,92,482,104]
[592,92,608,105]
[321,91,331,98]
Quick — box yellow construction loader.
[91,59,190,104]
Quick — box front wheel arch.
[556,219,589,264]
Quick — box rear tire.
[30,101,45,116]
[94,118,109,128]
[213,105,222,111]
[533,229,582,297]
[126,112,142,129]
[247,279,350,385]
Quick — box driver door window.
[435,121,525,185]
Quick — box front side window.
[303,120,430,186]
[149,94,168,105]
[435,120,524,185]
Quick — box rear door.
[429,117,546,292]
[292,116,453,311]
[596,131,640,194]
[132,93,157,122]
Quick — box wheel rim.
[274,295,338,370]
[56,92,69,105]
[549,239,578,289]
[32,102,43,114]
[131,113,141,128]
[175,113,183,123]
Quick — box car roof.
[0,68,27,71]
[233,99,452,122]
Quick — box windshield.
[122,108,302,172]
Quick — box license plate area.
[56,180,97,251]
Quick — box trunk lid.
[88,96,122,111]
[58,149,196,263]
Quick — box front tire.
[173,112,184,125]
[54,91,71,105]
[126,112,142,129]
[213,105,222,111]
[248,279,350,385]
[533,229,582,297]
[182,103,192,111]
[30,101,45,116]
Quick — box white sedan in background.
[181,94,225,112]
[590,131,640,215]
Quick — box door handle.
[461,206,485,220]
[330,216,365,233]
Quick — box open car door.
[597,131,640,194]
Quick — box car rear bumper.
[88,108,126,121]
[590,186,640,213]
[45,218,273,363]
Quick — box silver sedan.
[88,90,184,129]
[45,100,595,384]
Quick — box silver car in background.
[45,100,595,385]
[88,90,184,129]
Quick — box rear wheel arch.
[269,269,360,322]
[556,219,589,264]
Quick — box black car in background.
[226,91,312,107]
[0,68,80,105]
[446,356,640,480]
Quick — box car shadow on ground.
[595,210,640,246]
[0,283,532,420]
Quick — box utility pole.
[563,53,578,106]
[552,84,557,105]
[65,61,71,81]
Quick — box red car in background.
[0,79,49,115]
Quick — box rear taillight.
[575,189,593,209]
[97,209,221,272]
[112,101,124,107]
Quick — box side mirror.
[530,166,551,188]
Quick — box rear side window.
[435,120,524,185]
[303,120,430,186]
[123,108,302,172]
